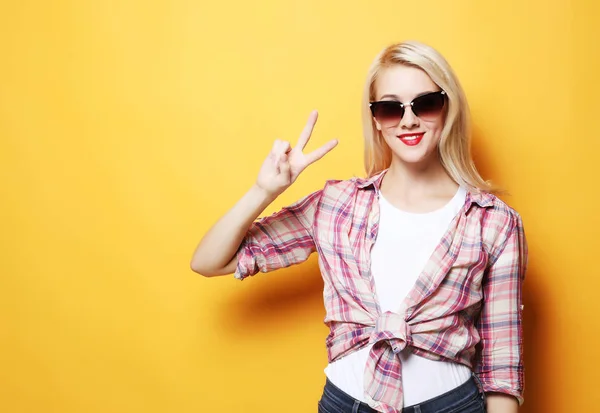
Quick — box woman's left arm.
[486,393,519,413]
[474,210,529,410]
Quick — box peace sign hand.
[256,111,338,198]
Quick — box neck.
[382,154,457,198]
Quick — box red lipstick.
[398,132,424,146]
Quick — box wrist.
[250,183,279,205]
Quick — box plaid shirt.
[235,170,527,413]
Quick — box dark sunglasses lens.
[412,93,445,119]
[372,102,404,127]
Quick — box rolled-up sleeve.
[234,189,323,280]
[475,211,528,404]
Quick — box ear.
[374,118,382,131]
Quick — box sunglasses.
[369,90,447,128]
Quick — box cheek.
[424,119,444,139]
[380,129,397,143]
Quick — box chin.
[393,148,437,166]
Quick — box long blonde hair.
[362,41,497,193]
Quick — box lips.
[398,133,425,146]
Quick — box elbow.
[190,259,214,277]
[190,248,238,277]
[189,247,217,276]
[190,258,234,278]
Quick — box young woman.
[191,41,527,413]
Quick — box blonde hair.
[362,40,498,193]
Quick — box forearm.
[191,112,337,277]
[190,184,277,276]
[486,393,519,413]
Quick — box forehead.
[374,64,438,100]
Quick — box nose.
[398,105,419,130]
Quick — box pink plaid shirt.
[235,170,527,413]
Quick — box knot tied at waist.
[369,310,412,353]
[364,311,413,412]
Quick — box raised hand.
[256,111,338,198]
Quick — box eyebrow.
[378,90,439,101]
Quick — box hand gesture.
[256,111,338,198]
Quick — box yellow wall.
[1,1,598,412]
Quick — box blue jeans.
[318,374,486,413]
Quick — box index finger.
[295,110,318,151]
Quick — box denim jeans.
[318,374,486,413]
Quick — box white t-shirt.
[324,186,472,406]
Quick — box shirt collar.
[355,169,495,209]
[355,170,387,190]
[465,190,494,208]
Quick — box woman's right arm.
[190,110,338,277]
[189,184,278,277]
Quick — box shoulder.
[312,177,376,220]
[471,190,525,257]
[320,177,364,199]
[323,176,361,189]
[469,190,524,227]
[284,177,362,213]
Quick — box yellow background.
[1,1,598,412]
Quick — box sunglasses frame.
[369,90,447,126]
